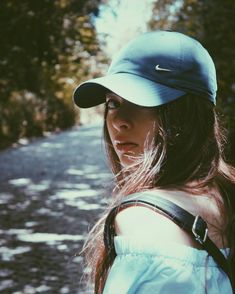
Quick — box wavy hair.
[81,94,235,293]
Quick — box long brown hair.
[82,94,235,293]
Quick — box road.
[0,124,112,294]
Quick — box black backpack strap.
[104,192,231,282]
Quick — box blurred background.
[0,0,235,156]
[0,0,235,293]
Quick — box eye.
[105,99,120,110]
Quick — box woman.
[73,31,235,293]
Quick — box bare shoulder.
[114,205,200,247]
[115,205,168,235]
[114,189,227,248]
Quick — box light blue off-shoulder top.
[103,236,232,294]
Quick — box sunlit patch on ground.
[39,142,64,149]
[9,178,32,186]
[0,192,13,204]
[17,232,84,244]
[55,188,99,198]
[66,168,84,176]
[0,246,31,261]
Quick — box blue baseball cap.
[73,31,217,108]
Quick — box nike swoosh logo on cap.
[155,64,172,72]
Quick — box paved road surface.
[0,124,112,294]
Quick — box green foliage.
[0,0,104,149]
[149,0,235,160]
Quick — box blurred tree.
[0,0,106,148]
[149,0,235,162]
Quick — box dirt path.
[0,124,112,294]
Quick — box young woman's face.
[105,93,157,167]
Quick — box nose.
[112,108,131,131]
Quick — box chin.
[119,153,138,168]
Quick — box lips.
[114,140,138,153]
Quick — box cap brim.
[73,73,186,108]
